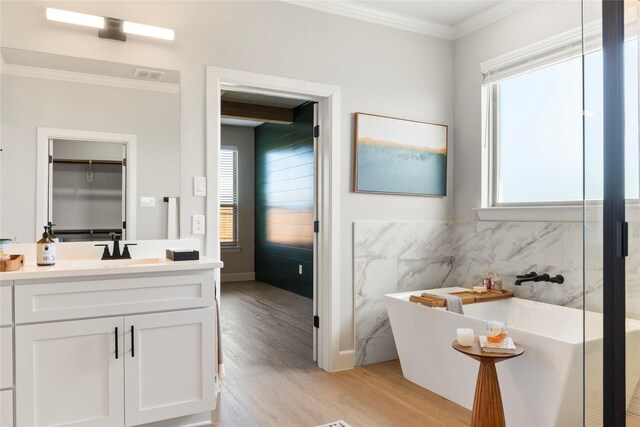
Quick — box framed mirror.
[0,48,180,242]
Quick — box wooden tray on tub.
[409,289,513,308]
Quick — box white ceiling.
[221,91,309,127]
[284,0,538,40]
[220,118,265,128]
[221,91,308,109]
[356,1,502,26]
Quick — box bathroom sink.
[72,258,167,269]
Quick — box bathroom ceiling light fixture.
[122,21,174,41]
[45,8,175,41]
[100,17,126,42]
[46,8,104,29]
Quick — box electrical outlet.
[192,214,205,235]
[193,176,206,196]
[139,197,156,208]
[298,265,302,275]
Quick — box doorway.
[36,127,137,241]
[48,139,126,241]
[206,67,342,371]
[219,91,318,360]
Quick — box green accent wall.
[254,102,314,298]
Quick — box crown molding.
[281,0,456,40]
[282,0,538,40]
[454,0,539,39]
[1,62,180,94]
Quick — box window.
[220,146,238,247]
[485,36,638,206]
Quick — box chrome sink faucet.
[95,233,137,260]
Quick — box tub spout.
[515,272,564,286]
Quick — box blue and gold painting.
[354,113,447,197]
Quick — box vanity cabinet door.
[15,317,125,427]
[124,308,215,426]
[0,390,13,427]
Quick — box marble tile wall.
[353,220,636,366]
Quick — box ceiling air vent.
[133,68,165,80]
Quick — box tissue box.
[166,249,199,261]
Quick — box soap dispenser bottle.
[37,225,56,266]
[47,222,59,243]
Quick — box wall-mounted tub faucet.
[548,274,564,284]
[515,272,564,286]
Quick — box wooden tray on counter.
[409,289,513,308]
[0,254,24,272]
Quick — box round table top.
[452,338,524,361]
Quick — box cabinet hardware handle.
[115,327,119,359]
[131,325,135,357]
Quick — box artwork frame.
[353,112,448,197]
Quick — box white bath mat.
[315,421,352,427]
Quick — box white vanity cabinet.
[16,317,125,427]
[2,263,221,427]
[0,281,13,427]
[124,309,214,426]
[0,390,13,427]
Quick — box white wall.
[452,0,583,220]
[0,0,453,360]
[0,72,180,241]
[220,125,255,279]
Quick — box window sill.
[221,245,242,253]
[474,206,583,222]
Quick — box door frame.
[36,127,137,240]
[205,66,343,372]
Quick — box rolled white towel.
[423,292,464,315]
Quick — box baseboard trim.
[330,350,355,371]
[221,272,256,283]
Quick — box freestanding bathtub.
[385,287,640,427]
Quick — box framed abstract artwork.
[353,113,448,197]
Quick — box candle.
[456,328,475,347]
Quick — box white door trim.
[205,66,345,371]
[36,127,137,240]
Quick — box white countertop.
[0,257,223,281]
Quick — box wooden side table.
[452,338,524,427]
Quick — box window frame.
[482,22,639,212]
[219,145,239,249]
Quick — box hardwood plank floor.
[212,281,471,427]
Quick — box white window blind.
[481,27,586,85]
[480,19,637,85]
[220,146,238,247]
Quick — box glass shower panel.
[583,1,603,425]
[584,1,640,424]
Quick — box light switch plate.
[192,214,205,235]
[193,177,206,196]
[139,197,156,208]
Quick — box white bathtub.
[385,287,640,427]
